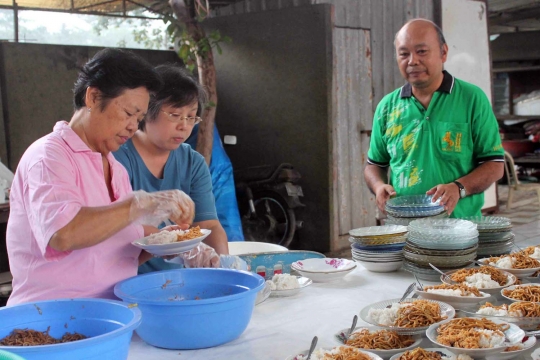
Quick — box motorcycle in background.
[234,163,304,247]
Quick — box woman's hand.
[129,190,195,227]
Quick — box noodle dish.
[415,284,491,307]
[389,347,467,360]
[457,301,540,331]
[286,346,383,360]
[479,254,540,278]
[501,284,540,303]
[442,267,516,298]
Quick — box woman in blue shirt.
[114,64,229,274]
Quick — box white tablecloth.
[128,237,540,360]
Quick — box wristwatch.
[454,181,466,199]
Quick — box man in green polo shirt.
[364,18,504,218]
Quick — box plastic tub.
[0,298,141,360]
[114,268,265,350]
[228,241,288,256]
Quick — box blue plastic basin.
[0,298,142,360]
[114,268,265,350]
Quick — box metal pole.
[12,0,18,43]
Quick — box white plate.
[333,325,422,358]
[532,347,540,360]
[349,225,408,237]
[291,258,356,273]
[292,266,356,282]
[478,258,540,278]
[415,288,491,307]
[359,298,455,335]
[485,336,536,360]
[131,229,211,256]
[425,317,525,358]
[389,348,457,360]
[441,269,517,298]
[501,283,540,303]
[228,242,288,256]
[270,276,312,297]
[285,346,383,360]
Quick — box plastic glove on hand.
[129,190,195,227]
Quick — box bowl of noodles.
[457,300,540,331]
[415,284,491,307]
[442,266,516,299]
[333,326,422,358]
[389,347,458,360]
[501,284,540,303]
[426,317,525,357]
[286,346,383,360]
[359,298,455,335]
[478,254,540,278]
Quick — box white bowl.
[485,336,536,360]
[501,283,540,303]
[269,276,312,297]
[415,288,491,307]
[356,260,403,273]
[291,258,356,272]
[359,298,455,335]
[478,258,540,278]
[285,346,383,360]
[532,347,540,360]
[333,325,422,358]
[131,229,211,256]
[228,241,288,256]
[389,348,457,360]
[292,266,356,282]
[425,317,525,358]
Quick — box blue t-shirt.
[114,138,218,274]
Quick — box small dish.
[131,229,211,256]
[349,225,408,238]
[286,346,383,360]
[291,258,356,272]
[485,335,536,360]
[355,259,403,273]
[501,283,540,303]
[415,288,491,307]
[425,318,525,358]
[333,325,422,359]
[269,276,312,297]
[389,348,457,360]
[478,258,540,278]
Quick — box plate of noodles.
[442,266,516,298]
[333,325,422,358]
[389,348,459,360]
[485,335,536,360]
[426,317,525,358]
[359,298,455,335]
[131,227,211,256]
[501,284,540,303]
[415,284,491,307]
[478,255,540,278]
[457,300,540,331]
[285,346,383,360]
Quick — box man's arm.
[427,161,504,215]
[364,164,396,213]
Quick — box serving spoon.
[344,315,358,342]
[428,263,457,284]
[306,336,318,360]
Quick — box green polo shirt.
[367,71,504,218]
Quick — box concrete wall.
[0,43,178,171]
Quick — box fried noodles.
[299,347,372,360]
[502,285,540,302]
[450,266,508,286]
[176,226,203,242]
[396,348,443,360]
[345,329,415,349]
[395,300,446,328]
[436,318,509,349]
[487,253,540,269]
[0,327,87,346]
[424,284,482,297]
[508,302,540,317]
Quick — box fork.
[428,263,457,284]
[387,283,416,308]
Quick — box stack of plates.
[348,225,407,272]
[403,219,479,281]
[461,216,514,257]
[384,195,448,226]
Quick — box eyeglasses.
[161,110,202,126]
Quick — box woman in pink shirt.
[6,49,195,305]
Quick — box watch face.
[460,189,466,198]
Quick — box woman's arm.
[194,219,229,255]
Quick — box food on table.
[449,266,509,288]
[477,301,540,317]
[477,303,510,316]
[0,328,87,346]
[395,348,473,360]
[145,226,204,245]
[345,329,414,349]
[293,346,371,360]
[486,253,540,269]
[266,274,300,291]
[436,318,509,349]
[521,246,540,260]
[504,344,524,352]
[368,300,446,328]
[502,285,540,302]
[424,284,483,297]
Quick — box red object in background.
[502,140,539,158]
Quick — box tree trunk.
[169,0,216,165]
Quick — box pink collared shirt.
[7,121,143,305]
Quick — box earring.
[87,108,91,113]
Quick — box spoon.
[345,315,358,342]
[306,336,318,360]
[428,263,456,284]
[413,274,424,291]
[386,283,416,308]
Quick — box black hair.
[73,48,162,111]
[140,64,207,131]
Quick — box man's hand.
[426,183,460,215]
[375,184,396,214]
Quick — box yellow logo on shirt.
[403,133,416,153]
[442,131,462,153]
[409,167,421,186]
[386,124,403,138]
